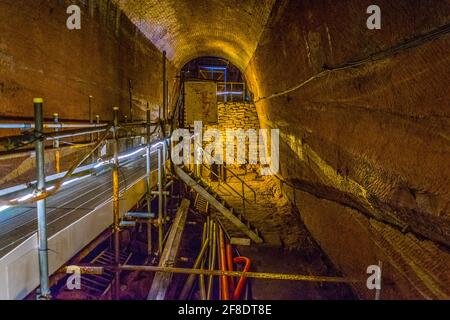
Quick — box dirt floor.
[210,167,356,299]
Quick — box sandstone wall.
[0,0,176,124]
[0,0,175,185]
[245,0,450,299]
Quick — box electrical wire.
[254,22,450,104]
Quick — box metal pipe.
[157,148,163,255]
[226,244,235,292]
[0,123,148,161]
[178,236,210,300]
[89,95,93,142]
[34,98,51,300]
[162,141,168,229]
[0,123,108,129]
[96,115,100,138]
[0,125,112,206]
[145,107,152,256]
[232,256,251,300]
[71,264,362,283]
[219,228,229,300]
[206,222,217,300]
[96,115,101,158]
[112,107,121,300]
[53,113,61,173]
[162,50,167,123]
[128,80,133,122]
[45,127,109,140]
[45,123,107,128]
[199,221,208,300]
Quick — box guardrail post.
[88,95,93,142]
[95,114,102,159]
[242,182,246,216]
[157,148,163,255]
[162,140,168,225]
[34,98,51,300]
[53,113,60,173]
[146,107,152,255]
[162,50,167,125]
[112,107,121,300]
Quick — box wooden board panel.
[185,81,218,125]
[147,198,190,300]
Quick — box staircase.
[174,165,263,244]
[193,192,209,215]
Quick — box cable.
[254,22,450,104]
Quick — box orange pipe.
[219,228,229,300]
[226,244,235,292]
[232,256,251,300]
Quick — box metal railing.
[0,99,168,300]
[217,82,246,103]
[188,135,256,216]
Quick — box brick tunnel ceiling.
[116,0,276,70]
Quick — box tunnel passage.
[0,0,449,300]
[116,0,276,71]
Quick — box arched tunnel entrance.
[0,0,449,304]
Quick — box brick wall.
[0,0,176,124]
[0,0,176,185]
[206,102,260,133]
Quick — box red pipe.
[232,256,251,300]
[226,244,235,292]
[219,229,229,300]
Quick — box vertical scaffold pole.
[162,50,167,125]
[158,147,163,255]
[34,98,51,300]
[112,107,121,300]
[53,113,60,174]
[146,106,152,255]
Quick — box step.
[176,165,262,243]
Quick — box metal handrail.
[0,121,159,207]
[0,125,112,206]
[0,122,109,129]
[191,138,256,201]
[219,163,256,202]
[216,82,246,102]
[196,162,253,205]
[188,137,257,218]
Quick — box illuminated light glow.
[62,175,89,187]
[94,161,105,169]
[151,142,164,150]
[47,186,55,191]
[118,147,146,160]
[0,205,10,212]
[16,193,34,202]
[217,91,243,95]
[200,66,227,71]
[62,178,78,187]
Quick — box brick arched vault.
[116,0,276,71]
